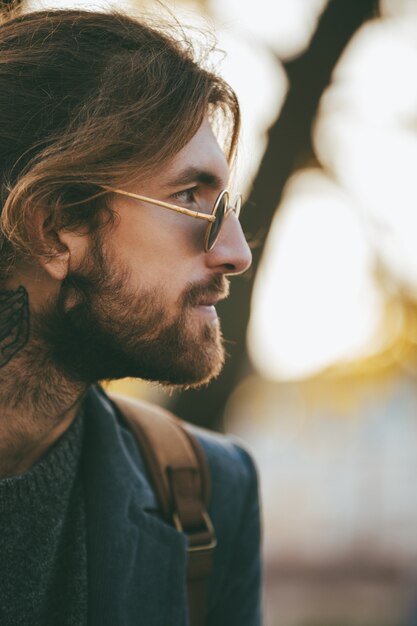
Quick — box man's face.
[38,118,252,388]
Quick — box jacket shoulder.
[95,387,263,625]
[108,390,257,495]
[186,421,258,498]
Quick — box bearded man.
[0,6,262,626]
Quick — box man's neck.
[0,275,89,478]
[0,311,86,477]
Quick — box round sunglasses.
[101,186,242,252]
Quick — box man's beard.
[36,239,228,389]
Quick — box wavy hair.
[0,7,240,277]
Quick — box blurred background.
[24,0,417,623]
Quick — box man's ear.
[41,246,70,282]
[34,210,89,282]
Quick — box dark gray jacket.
[82,385,262,626]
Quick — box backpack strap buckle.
[172,510,217,553]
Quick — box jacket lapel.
[82,387,188,626]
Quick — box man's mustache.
[183,275,230,308]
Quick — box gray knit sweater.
[0,409,88,626]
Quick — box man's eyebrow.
[163,167,225,190]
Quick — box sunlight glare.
[380,0,417,19]
[210,0,328,59]
[26,0,136,10]
[248,170,384,381]
[315,17,417,293]
[324,20,417,121]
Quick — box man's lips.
[194,293,227,307]
[186,277,230,310]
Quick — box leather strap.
[109,393,216,626]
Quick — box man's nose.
[205,212,252,275]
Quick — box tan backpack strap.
[109,393,216,626]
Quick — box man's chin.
[124,318,226,389]
[158,355,224,391]
[127,342,225,390]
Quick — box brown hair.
[0,7,240,277]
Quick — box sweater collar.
[0,404,84,508]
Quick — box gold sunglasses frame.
[101,185,242,252]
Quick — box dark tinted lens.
[207,193,227,249]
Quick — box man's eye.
[172,187,198,204]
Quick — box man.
[0,6,262,626]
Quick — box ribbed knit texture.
[0,408,88,626]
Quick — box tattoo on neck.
[0,286,30,368]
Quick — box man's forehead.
[161,118,229,189]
